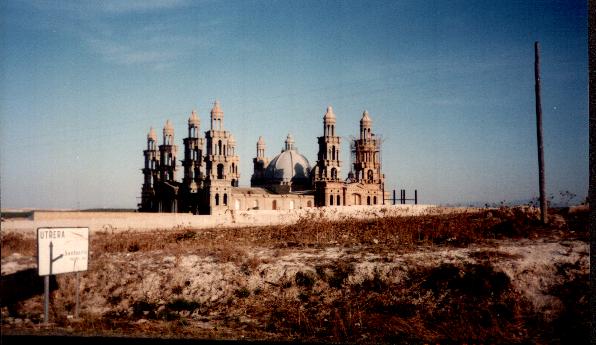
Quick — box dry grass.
[1,207,585,260]
[1,206,589,343]
[0,232,35,258]
[82,206,584,259]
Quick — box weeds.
[1,206,589,343]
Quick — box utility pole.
[535,41,547,224]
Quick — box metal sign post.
[44,276,49,324]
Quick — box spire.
[211,100,223,118]
[147,127,157,141]
[257,136,266,158]
[285,133,295,151]
[257,136,265,146]
[360,110,372,126]
[323,105,336,122]
[210,100,224,130]
[163,119,174,135]
[188,109,200,126]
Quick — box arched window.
[373,196,377,204]
[337,195,341,205]
[223,194,228,206]
[217,164,224,179]
[367,170,374,181]
[331,168,337,180]
[218,140,222,155]
[329,195,334,205]
[332,146,336,160]
[367,196,371,205]
[331,125,334,136]
[272,200,277,210]
[215,193,220,206]
[307,200,312,207]
[353,193,361,205]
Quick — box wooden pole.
[535,41,547,224]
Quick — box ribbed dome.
[264,149,311,182]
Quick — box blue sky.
[0,0,588,209]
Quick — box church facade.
[139,101,385,214]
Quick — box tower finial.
[360,110,372,124]
[189,109,200,125]
[323,105,336,121]
[285,133,295,151]
[148,126,157,140]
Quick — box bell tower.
[203,100,240,213]
[353,110,382,183]
[140,127,159,211]
[314,106,343,206]
[159,120,177,183]
[182,110,204,192]
[251,136,269,187]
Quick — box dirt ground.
[1,206,590,343]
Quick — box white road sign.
[38,227,89,276]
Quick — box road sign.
[37,227,89,276]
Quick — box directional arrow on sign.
[49,241,64,276]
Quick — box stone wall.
[1,205,483,236]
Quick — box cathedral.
[139,101,386,214]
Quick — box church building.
[139,101,386,214]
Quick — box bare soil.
[1,206,590,344]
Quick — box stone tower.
[140,127,159,211]
[314,106,344,206]
[182,110,205,192]
[251,136,269,187]
[159,120,177,183]
[203,100,240,214]
[351,110,384,204]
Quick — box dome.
[264,149,311,182]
